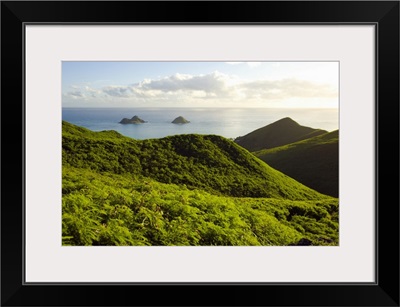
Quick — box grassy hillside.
[62,121,338,246]
[254,130,339,197]
[63,166,338,246]
[62,121,328,200]
[234,117,327,152]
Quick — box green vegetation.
[62,121,327,200]
[62,121,338,246]
[254,130,339,197]
[63,166,338,246]
[233,117,339,197]
[234,117,327,152]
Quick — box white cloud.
[63,72,337,107]
[138,72,229,95]
[68,91,84,98]
[103,86,133,97]
[63,90,89,101]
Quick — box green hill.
[62,121,328,200]
[254,130,339,197]
[62,121,338,246]
[234,117,327,152]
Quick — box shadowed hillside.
[254,130,339,197]
[234,117,327,152]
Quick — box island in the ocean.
[172,116,190,124]
[119,115,147,124]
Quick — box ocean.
[62,108,339,140]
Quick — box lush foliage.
[62,166,338,246]
[62,121,327,200]
[62,121,338,246]
[254,130,339,197]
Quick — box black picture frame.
[1,1,399,306]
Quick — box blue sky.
[62,61,338,108]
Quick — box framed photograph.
[1,1,399,306]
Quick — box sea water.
[62,108,339,140]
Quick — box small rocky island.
[172,116,190,124]
[119,115,147,124]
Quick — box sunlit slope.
[254,130,339,197]
[62,121,329,200]
[62,166,338,246]
[235,117,327,152]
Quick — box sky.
[62,61,338,108]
